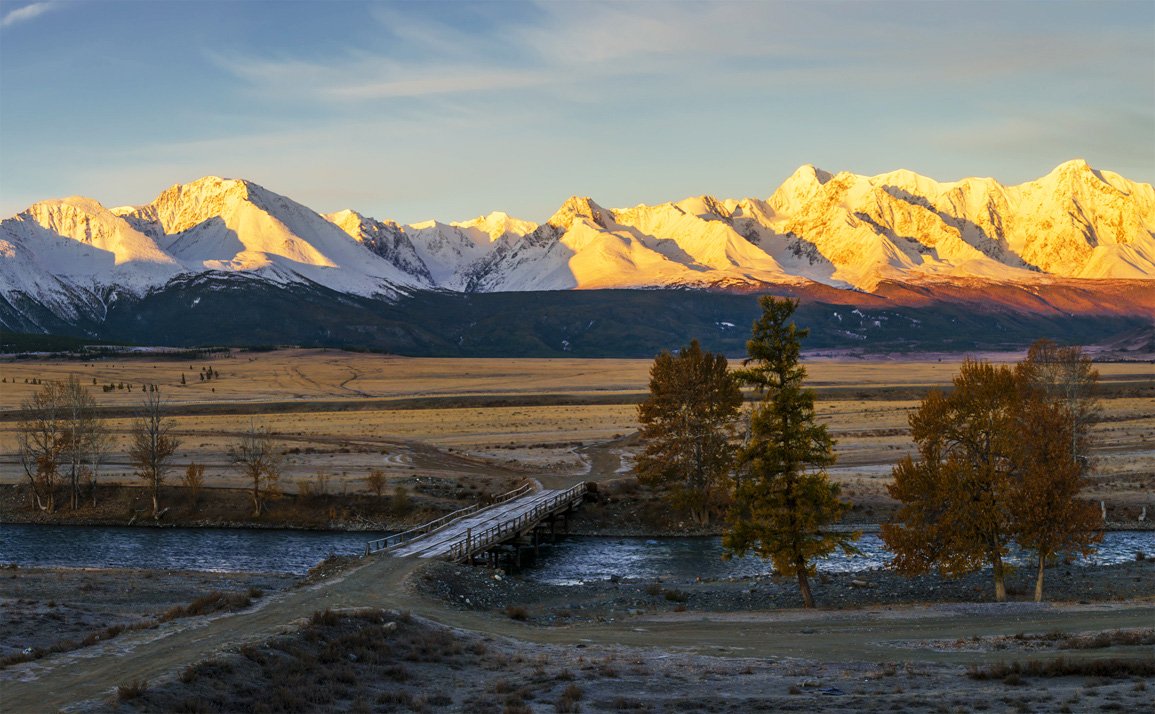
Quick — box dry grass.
[103,608,602,713]
[1,350,1150,520]
[158,589,260,622]
[967,657,1155,681]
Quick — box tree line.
[16,382,282,519]
[635,296,1101,606]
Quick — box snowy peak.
[2,161,1152,332]
[547,196,613,230]
[324,209,433,286]
[13,197,179,273]
[451,211,537,242]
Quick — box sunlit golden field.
[0,349,1151,519]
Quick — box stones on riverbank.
[416,559,1155,625]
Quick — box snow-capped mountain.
[2,161,1152,341]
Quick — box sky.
[1,0,1152,224]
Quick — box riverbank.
[417,558,1155,625]
[0,482,432,532]
[5,481,1150,535]
[4,557,1152,714]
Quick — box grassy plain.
[0,348,1152,523]
[2,349,1153,712]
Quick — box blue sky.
[1,0,1151,224]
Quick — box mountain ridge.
[2,161,1152,350]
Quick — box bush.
[391,485,412,516]
[117,679,149,701]
[160,590,254,621]
[556,683,584,712]
[968,657,1155,680]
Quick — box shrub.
[391,485,412,516]
[366,469,387,497]
[160,590,253,621]
[117,679,149,701]
[968,657,1155,680]
[556,683,584,712]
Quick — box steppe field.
[0,348,1152,521]
[2,349,1154,713]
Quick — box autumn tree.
[883,359,1018,600]
[723,297,857,608]
[883,355,1101,602]
[634,340,743,526]
[1008,387,1101,601]
[1011,341,1102,601]
[129,392,181,518]
[229,421,281,517]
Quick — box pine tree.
[723,296,857,608]
[634,340,743,526]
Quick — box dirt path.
[4,555,1153,712]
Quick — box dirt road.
[3,554,1153,712]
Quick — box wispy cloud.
[215,1,1150,108]
[1,1,58,29]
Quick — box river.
[1,525,1150,581]
[0,524,388,575]
[521,532,1155,585]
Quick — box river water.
[0,524,388,575]
[1,525,1150,581]
[521,532,1155,586]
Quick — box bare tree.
[128,392,181,518]
[86,424,113,508]
[1015,339,1099,464]
[229,422,281,517]
[59,376,108,510]
[17,381,67,512]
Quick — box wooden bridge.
[365,482,589,566]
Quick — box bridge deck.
[386,485,584,560]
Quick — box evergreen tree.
[723,296,857,608]
[634,340,743,526]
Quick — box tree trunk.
[797,570,815,608]
[1034,553,1046,603]
[992,556,1007,602]
[151,481,160,519]
[26,474,46,512]
[69,469,79,511]
[252,484,262,518]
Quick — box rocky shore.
[417,558,1155,626]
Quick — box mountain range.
[2,161,1152,356]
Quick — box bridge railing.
[365,481,535,555]
[445,482,587,562]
